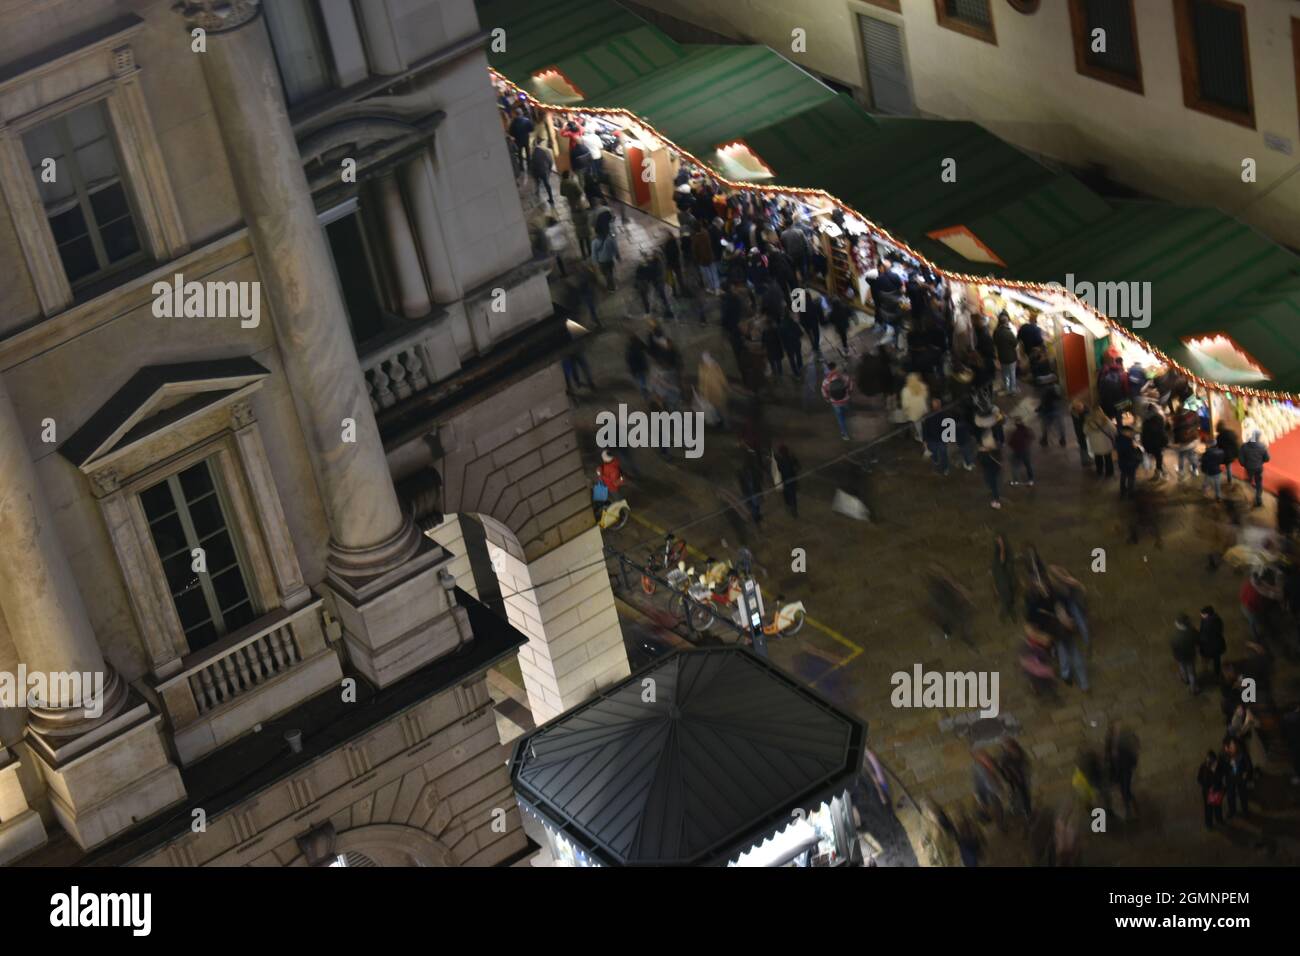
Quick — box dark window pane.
[48,205,87,244]
[162,550,199,595]
[148,512,187,558]
[57,237,99,283]
[188,494,225,540]
[140,482,176,521]
[1190,1,1248,112]
[222,601,257,634]
[200,531,238,576]
[174,587,210,630]
[184,620,219,653]
[99,214,140,264]
[1084,0,1137,78]
[944,0,991,28]
[211,565,251,610]
[178,463,214,501]
[89,182,129,225]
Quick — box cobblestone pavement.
[521,174,1300,866]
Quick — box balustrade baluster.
[268,630,289,670]
[388,356,411,401]
[403,348,429,393]
[190,674,209,715]
[257,634,277,675]
[369,366,393,409]
[221,654,242,697]
[234,645,253,688]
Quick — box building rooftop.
[510,646,866,866]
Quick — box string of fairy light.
[491,67,1297,407]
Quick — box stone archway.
[419,364,630,725]
[332,824,454,867]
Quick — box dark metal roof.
[510,647,865,866]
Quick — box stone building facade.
[0,0,627,867]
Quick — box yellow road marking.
[625,511,865,657]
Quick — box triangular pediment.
[59,358,269,471]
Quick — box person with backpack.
[529,142,555,205]
[1239,431,1270,508]
[1201,441,1226,501]
[822,361,853,441]
[977,431,1004,510]
[1216,424,1240,487]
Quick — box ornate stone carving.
[172,0,261,33]
[89,469,121,498]
[230,400,255,430]
[111,45,136,77]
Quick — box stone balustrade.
[360,319,440,412]
[156,596,343,765]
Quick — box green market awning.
[476,0,1300,397]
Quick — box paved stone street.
[519,176,1300,866]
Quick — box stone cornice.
[0,228,253,373]
[0,13,144,96]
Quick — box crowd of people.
[503,94,1300,864]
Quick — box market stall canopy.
[477,0,1300,396]
[510,647,865,867]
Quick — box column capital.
[172,0,262,33]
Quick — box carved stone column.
[375,170,432,318]
[176,0,472,688]
[0,376,125,735]
[401,150,463,306]
[174,0,420,584]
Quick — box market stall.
[509,647,868,867]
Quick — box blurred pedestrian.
[991,533,1017,621]
[1007,417,1035,487]
[1172,613,1199,693]
[1197,750,1226,830]
[1105,724,1140,819]
[774,444,800,518]
[1198,605,1226,685]
[822,361,854,441]
[977,431,1004,510]
[1239,431,1270,508]
[1222,735,1253,819]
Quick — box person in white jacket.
[900,372,930,443]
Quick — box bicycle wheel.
[688,600,715,633]
[780,609,806,637]
[641,574,657,595]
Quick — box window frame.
[264,0,340,109]
[0,31,188,316]
[141,458,258,653]
[1172,0,1255,129]
[933,0,997,45]
[23,102,148,290]
[1068,0,1144,95]
[83,394,310,678]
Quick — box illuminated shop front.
[510,647,866,868]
